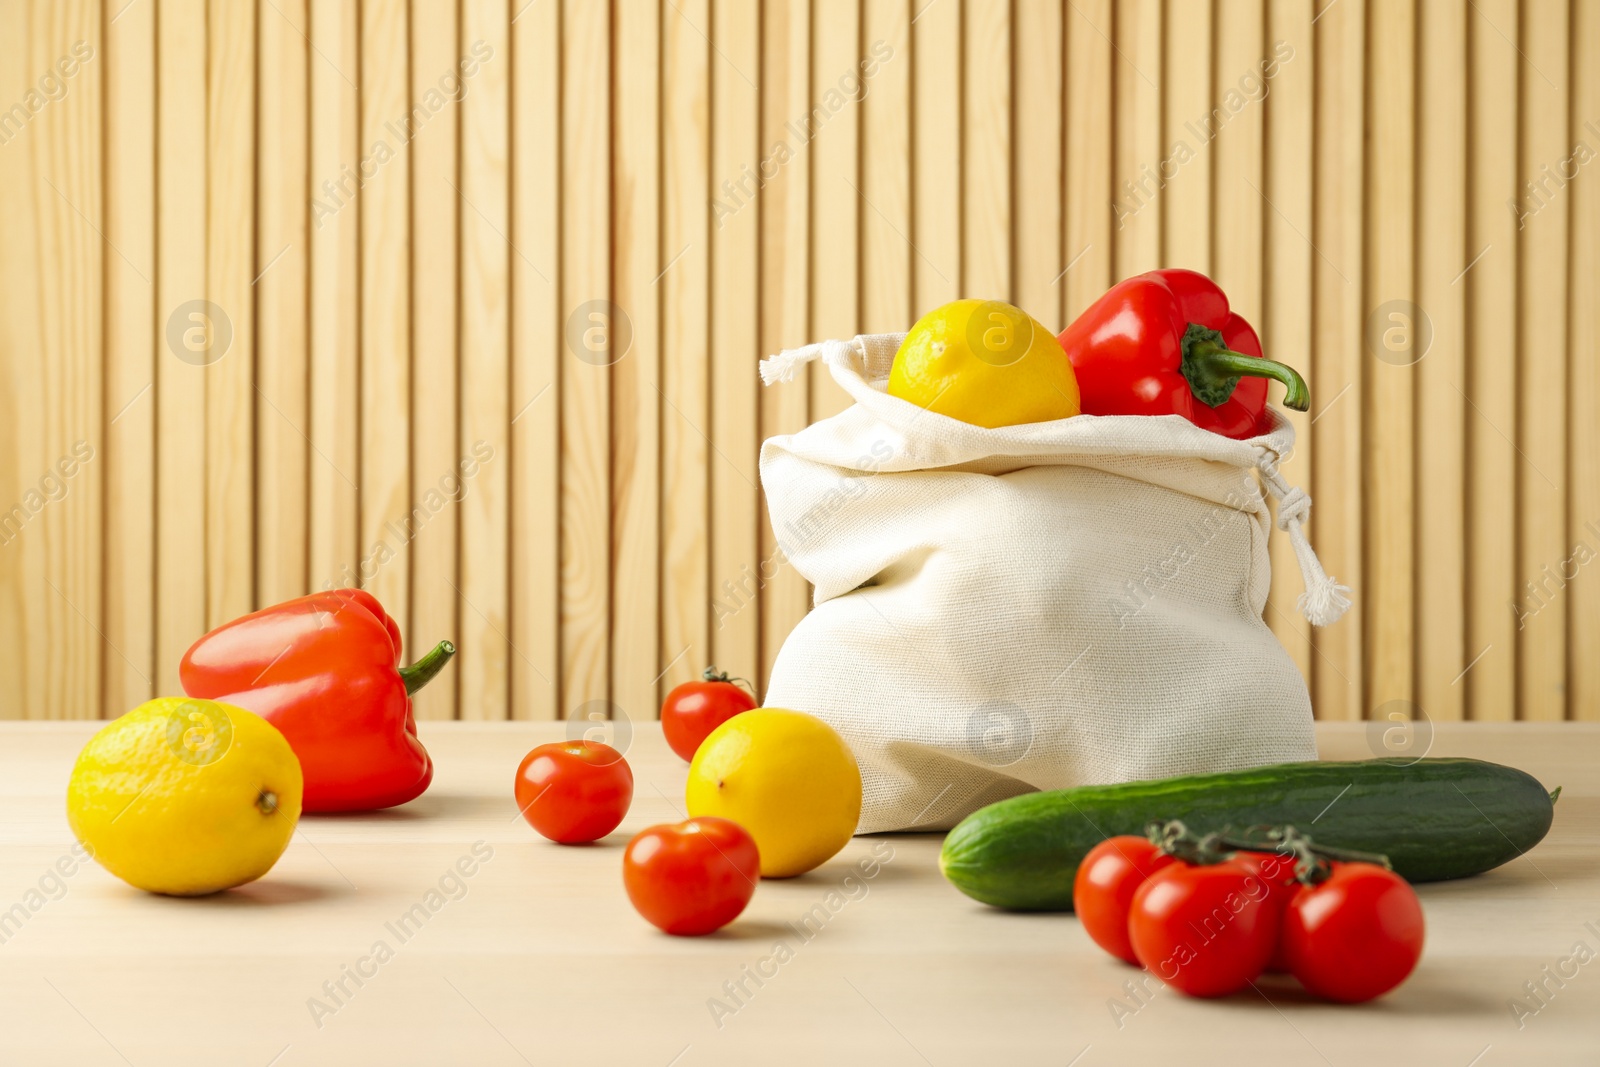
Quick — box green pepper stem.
[1186,339,1311,412]
[400,639,457,695]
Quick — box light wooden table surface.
[1,721,1595,1066]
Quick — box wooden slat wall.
[1468,0,1520,725]
[1,0,1597,725]
[154,0,205,699]
[509,0,560,722]
[756,0,810,687]
[257,0,310,614]
[1518,0,1571,722]
[1415,0,1465,721]
[1364,0,1413,717]
[409,0,461,720]
[1310,0,1364,721]
[0,0,103,719]
[613,0,664,725]
[103,0,153,718]
[1262,0,1313,685]
[461,0,511,721]
[1573,0,1600,723]
[708,0,761,698]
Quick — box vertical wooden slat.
[206,0,256,629]
[1112,0,1161,278]
[63,0,106,718]
[308,0,361,596]
[103,0,157,716]
[1063,0,1114,318]
[1214,0,1276,660]
[708,0,761,684]
[1358,0,1419,724]
[1211,0,1262,341]
[1262,0,1313,683]
[660,0,711,695]
[357,0,410,634]
[1012,0,1061,325]
[1363,0,1415,721]
[1463,0,1517,721]
[67,0,106,719]
[1160,0,1210,274]
[511,0,562,719]
[757,0,811,690]
[0,0,104,719]
[809,0,861,416]
[859,0,910,332]
[461,0,511,719]
[1517,0,1570,722]
[560,0,611,716]
[408,0,460,720]
[1415,0,1465,721]
[1571,0,1600,722]
[961,0,1009,297]
[155,0,208,696]
[1309,0,1363,721]
[613,0,663,721]
[0,0,31,718]
[911,0,959,311]
[256,0,309,610]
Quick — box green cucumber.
[939,758,1557,911]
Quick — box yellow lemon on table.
[67,698,303,896]
[685,708,862,878]
[887,298,1080,428]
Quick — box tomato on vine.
[1127,856,1279,997]
[1281,861,1425,1003]
[1087,821,1424,1003]
[1074,835,1177,964]
[1231,849,1302,973]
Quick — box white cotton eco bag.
[758,333,1350,834]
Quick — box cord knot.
[1274,485,1311,532]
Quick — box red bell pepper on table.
[179,589,455,812]
[1056,268,1310,440]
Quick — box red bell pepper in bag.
[179,589,455,812]
[1056,268,1309,439]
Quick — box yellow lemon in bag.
[887,299,1080,428]
[67,698,303,896]
[685,708,862,878]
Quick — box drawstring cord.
[761,334,904,385]
[759,339,838,385]
[1255,447,1352,627]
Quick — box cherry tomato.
[660,668,757,762]
[1128,858,1278,997]
[514,740,633,844]
[1073,836,1178,964]
[624,817,761,935]
[1233,849,1299,890]
[1232,850,1302,973]
[1282,862,1425,1003]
